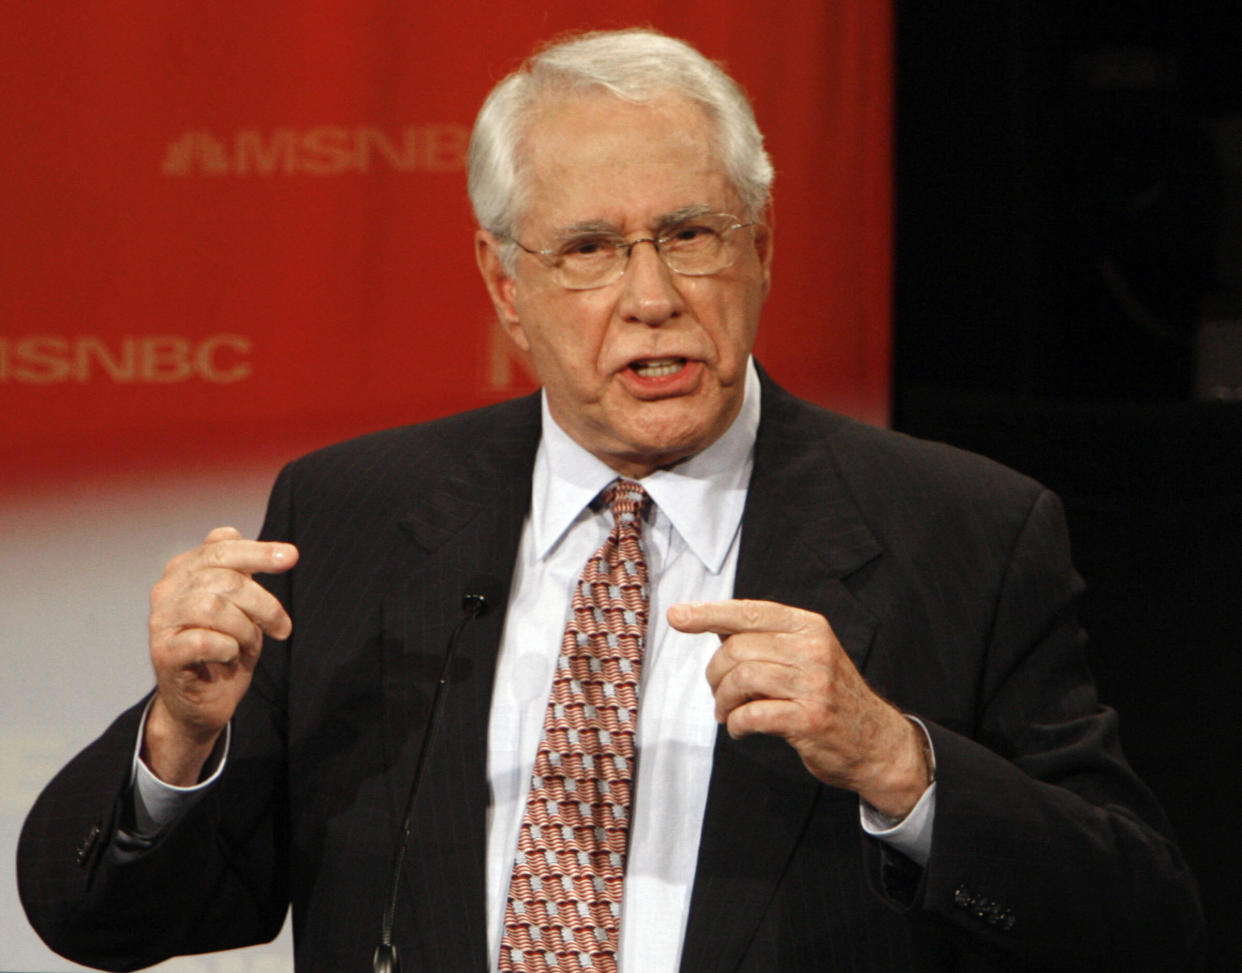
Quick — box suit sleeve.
[16,465,298,971]
[868,489,1206,971]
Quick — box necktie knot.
[603,479,648,529]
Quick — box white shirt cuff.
[858,716,936,867]
[130,696,231,836]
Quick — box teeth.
[632,358,684,378]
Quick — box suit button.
[953,886,974,909]
[75,822,102,866]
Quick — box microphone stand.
[373,586,494,973]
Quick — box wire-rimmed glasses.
[509,212,759,291]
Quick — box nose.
[616,239,686,326]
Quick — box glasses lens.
[554,235,625,289]
[662,217,742,275]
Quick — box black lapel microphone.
[373,575,505,973]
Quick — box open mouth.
[629,357,686,378]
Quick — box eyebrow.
[551,204,719,241]
[655,204,717,231]
[555,219,621,239]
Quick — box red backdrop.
[1,2,892,493]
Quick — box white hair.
[467,28,774,265]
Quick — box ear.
[753,205,774,297]
[475,229,530,353]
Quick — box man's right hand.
[144,526,298,785]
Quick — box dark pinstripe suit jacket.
[19,374,1204,971]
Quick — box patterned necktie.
[500,479,650,973]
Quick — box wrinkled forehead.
[511,89,736,234]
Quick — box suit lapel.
[377,395,541,967]
[680,377,883,972]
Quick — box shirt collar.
[531,358,760,573]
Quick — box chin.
[613,428,711,473]
[593,396,734,472]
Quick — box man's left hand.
[668,599,930,819]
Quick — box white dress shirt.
[485,362,761,972]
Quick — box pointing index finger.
[667,599,813,636]
[197,535,299,577]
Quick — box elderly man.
[20,28,1201,973]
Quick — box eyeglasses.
[509,213,759,291]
